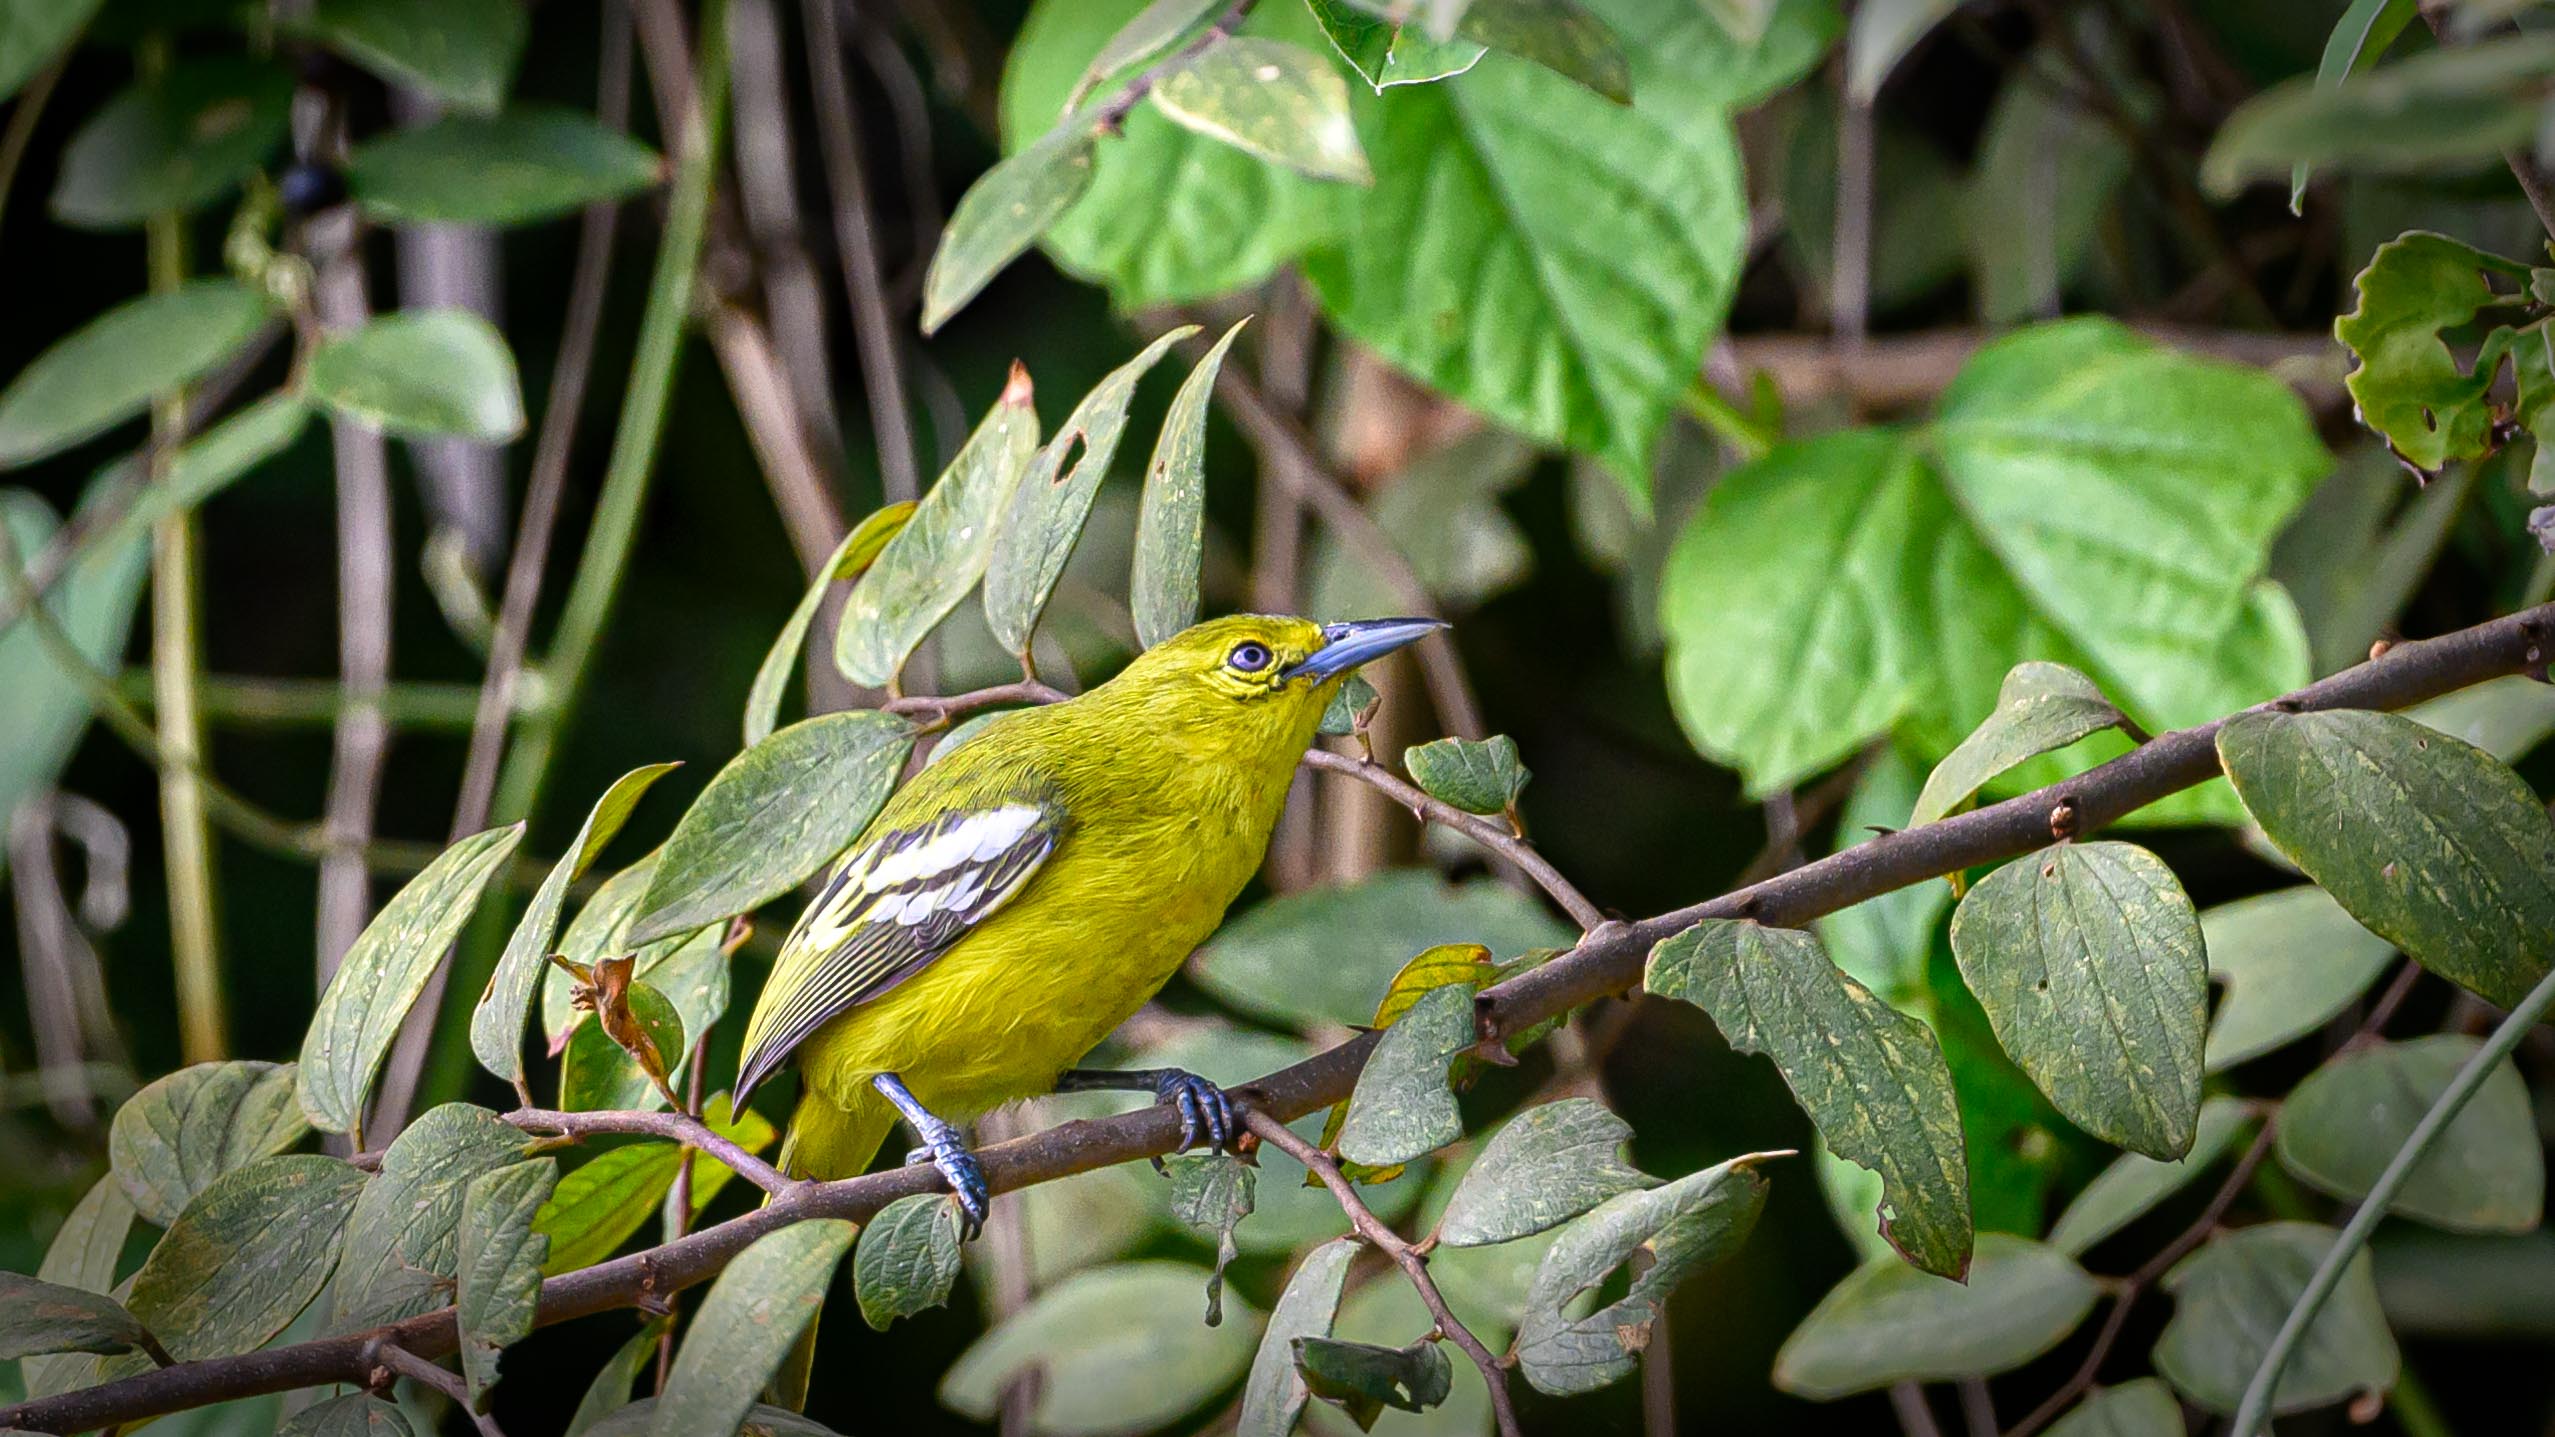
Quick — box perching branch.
[1247,1110,1524,1437]
[7,600,2549,1435]
[501,1106,791,1198]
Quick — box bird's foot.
[910,1125,988,1239]
[1152,1068,1236,1155]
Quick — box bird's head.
[1099,613,1447,750]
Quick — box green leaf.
[1437,1098,1652,1247]
[652,1220,857,1437]
[23,1176,138,1399]
[1193,870,1572,1030]
[298,824,524,1133]
[1293,1336,1453,1425]
[2408,674,2555,765]
[456,1158,557,1406]
[1305,1,1745,492]
[1949,841,2207,1160]
[2277,1035,2544,1233]
[940,1261,1262,1431]
[1402,735,1530,818]
[1773,1234,2097,1398]
[1912,663,2124,828]
[110,1060,310,1227]
[535,1143,685,1276]
[748,500,912,743]
[2152,1222,2399,1415]
[345,106,662,226]
[1132,318,1244,649]
[123,1154,368,1363]
[1515,1155,1772,1395]
[2216,708,2555,1009]
[1646,919,1971,1279]
[277,1394,413,1436]
[559,975,689,1113]
[300,0,526,113]
[0,280,273,467]
[2045,1377,2186,1437]
[0,1272,154,1361]
[1238,1238,1357,1437]
[677,1094,778,1220]
[1306,0,1487,91]
[1663,320,2323,798]
[2200,886,2396,1072]
[852,1193,965,1331]
[1001,0,1346,310]
[983,327,1196,659]
[1452,0,1630,102]
[306,309,527,443]
[1844,0,1960,100]
[0,0,104,101]
[49,57,293,229]
[1966,44,2134,323]
[331,1103,531,1332]
[2368,1228,2555,1340]
[629,710,915,946]
[585,1401,840,1437]
[1152,37,1371,183]
[1317,672,1378,737]
[1337,982,1475,1167]
[920,119,1100,334]
[2292,0,2420,210]
[2048,1096,2251,1258]
[1165,1152,1256,1324]
[564,1318,671,1437]
[2331,231,2534,473]
[837,373,1039,689]
[92,393,313,555]
[2202,35,2555,197]
[472,763,679,1086]
[1066,0,1224,109]
[1818,743,1951,1003]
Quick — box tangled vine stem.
[1245,1110,1524,1437]
[6,601,2551,1435]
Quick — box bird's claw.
[1152,1069,1236,1155]
[906,1133,988,1238]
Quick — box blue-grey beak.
[1285,617,1449,683]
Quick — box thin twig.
[0,54,64,242]
[730,0,849,479]
[1891,1383,1946,1437]
[370,1345,502,1437]
[502,1107,791,1197]
[881,679,1069,726]
[1301,748,1603,930]
[803,0,919,504]
[1246,1111,1524,1437]
[12,602,2552,1436]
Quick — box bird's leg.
[871,1072,988,1238]
[1056,1068,1236,1155]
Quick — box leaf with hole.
[2048,1096,2250,1258]
[456,1158,557,1406]
[1337,981,1475,1168]
[2329,231,2535,474]
[1515,1153,1773,1395]
[346,106,661,225]
[983,327,1195,659]
[2217,708,2555,1008]
[298,825,524,1133]
[651,1220,857,1437]
[1950,841,2207,1159]
[109,1060,310,1228]
[2277,1035,2544,1234]
[2200,886,2395,1072]
[298,0,526,113]
[1774,1235,2097,1398]
[306,310,526,443]
[1293,1335,1453,1426]
[940,1261,1262,1431]
[1165,1152,1256,1325]
[331,1104,531,1332]
[1132,319,1244,649]
[837,368,1040,689]
[853,1193,965,1331]
[1438,1098,1653,1247]
[473,764,678,1087]
[1646,919,1971,1278]
[121,1155,368,1364]
[0,280,273,468]
[49,57,292,229]
[2153,1222,2399,1415]
[1153,37,1371,183]
[1912,663,2123,828]
[629,710,914,946]
[1238,1238,1356,1437]
[749,500,913,742]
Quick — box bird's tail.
[766,1087,896,1412]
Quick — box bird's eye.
[1226,641,1274,673]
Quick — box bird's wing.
[734,799,1061,1104]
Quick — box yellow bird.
[733,614,1446,1226]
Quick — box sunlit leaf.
[331,1103,531,1332]
[1153,38,1370,183]
[456,1158,557,1406]
[0,280,273,467]
[1306,0,1486,90]
[1773,1235,2096,1398]
[983,327,1195,659]
[2278,1035,2544,1233]
[940,1262,1261,1431]
[1402,734,1530,819]
[921,119,1100,334]
[49,57,292,228]
[1132,320,1244,649]
[2048,1096,2251,1258]
[629,710,915,945]
[2200,886,2395,1072]
[2153,1222,2398,1415]
[853,1193,965,1331]
[306,309,527,443]
[346,106,661,225]
[1647,919,1971,1278]
[1437,1098,1652,1247]
[1238,1238,1357,1437]
[110,1060,310,1227]
[123,1155,368,1363]
[298,825,524,1133]
[2218,708,2555,1008]
[1912,663,2123,828]
[300,0,527,113]
[653,1220,857,1437]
